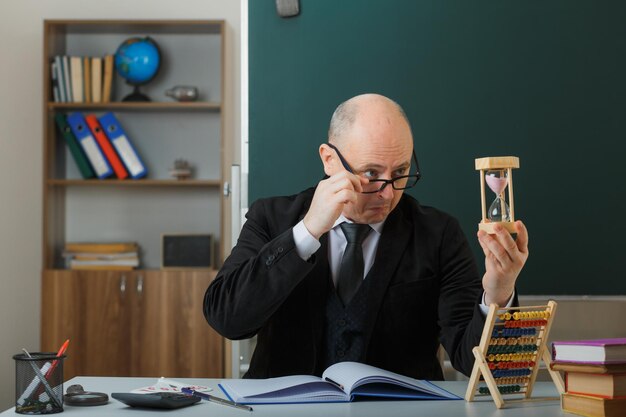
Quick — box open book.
[218,362,460,404]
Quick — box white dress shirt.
[292,217,513,313]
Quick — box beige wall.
[0,0,240,408]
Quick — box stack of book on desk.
[64,242,139,270]
[552,338,626,417]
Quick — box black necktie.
[337,222,372,306]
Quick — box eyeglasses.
[326,142,421,194]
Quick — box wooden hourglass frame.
[476,156,520,234]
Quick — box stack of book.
[64,242,140,270]
[552,338,626,417]
[51,55,114,103]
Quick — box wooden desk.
[1,376,568,416]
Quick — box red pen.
[46,339,70,378]
[34,339,70,397]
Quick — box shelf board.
[47,102,222,112]
[44,268,219,273]
[45,20,224,35]
[47,179,221,187]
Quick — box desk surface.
[2,377,569,417]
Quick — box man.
[204,93,528,380]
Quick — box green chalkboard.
[249,1,626,295]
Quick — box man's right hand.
[302,171,367,239]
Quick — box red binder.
[85,115,129,179]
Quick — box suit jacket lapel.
[362,205,412,348]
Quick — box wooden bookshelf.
[41,19,228,380]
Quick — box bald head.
[328,94,411,145]
[320,93,415,224]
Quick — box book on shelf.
[562,392,626,417]
[83,57,92,103]
[70,56,83,103]
[62,56,73,103]
[70,264,136,271]
[218,361,460,405]
[65,242,138,253]
[64,252,138,261]
[54,114,96,179]
[102,55,114,103]
[50,61,60,103]
[70,257,139,269]
[53,56,67,102]
[566,372,626,399]
[553,339,626,364]
[91,57,102,103]
[85,115,129,179]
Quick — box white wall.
[0,0,240,408]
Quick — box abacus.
[465,301,565,408]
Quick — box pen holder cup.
[13,352,66,414]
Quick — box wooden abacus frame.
[465,301,565,408]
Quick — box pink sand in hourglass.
[485,175,508,195]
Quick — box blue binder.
[98,112,147,179]
[66,112,113,179]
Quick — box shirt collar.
[333,214,385,235]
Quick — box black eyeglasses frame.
[326,142,421,194]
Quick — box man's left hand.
[478,220,529,306]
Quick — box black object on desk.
[64,384,109,406]
[112,392,200,410]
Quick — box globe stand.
[122,84,151,102]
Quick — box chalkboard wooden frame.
[161,234,213,269]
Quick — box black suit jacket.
[204,187,496,380]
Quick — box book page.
[219,375,346,404]
[322,362,459,399]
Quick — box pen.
[324,377,344,390]
[181,387,253,412]
[44,339,70,380]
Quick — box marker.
[181,387,253,412]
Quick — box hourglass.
[475,156,519,234]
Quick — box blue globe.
[115,37,161,85]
